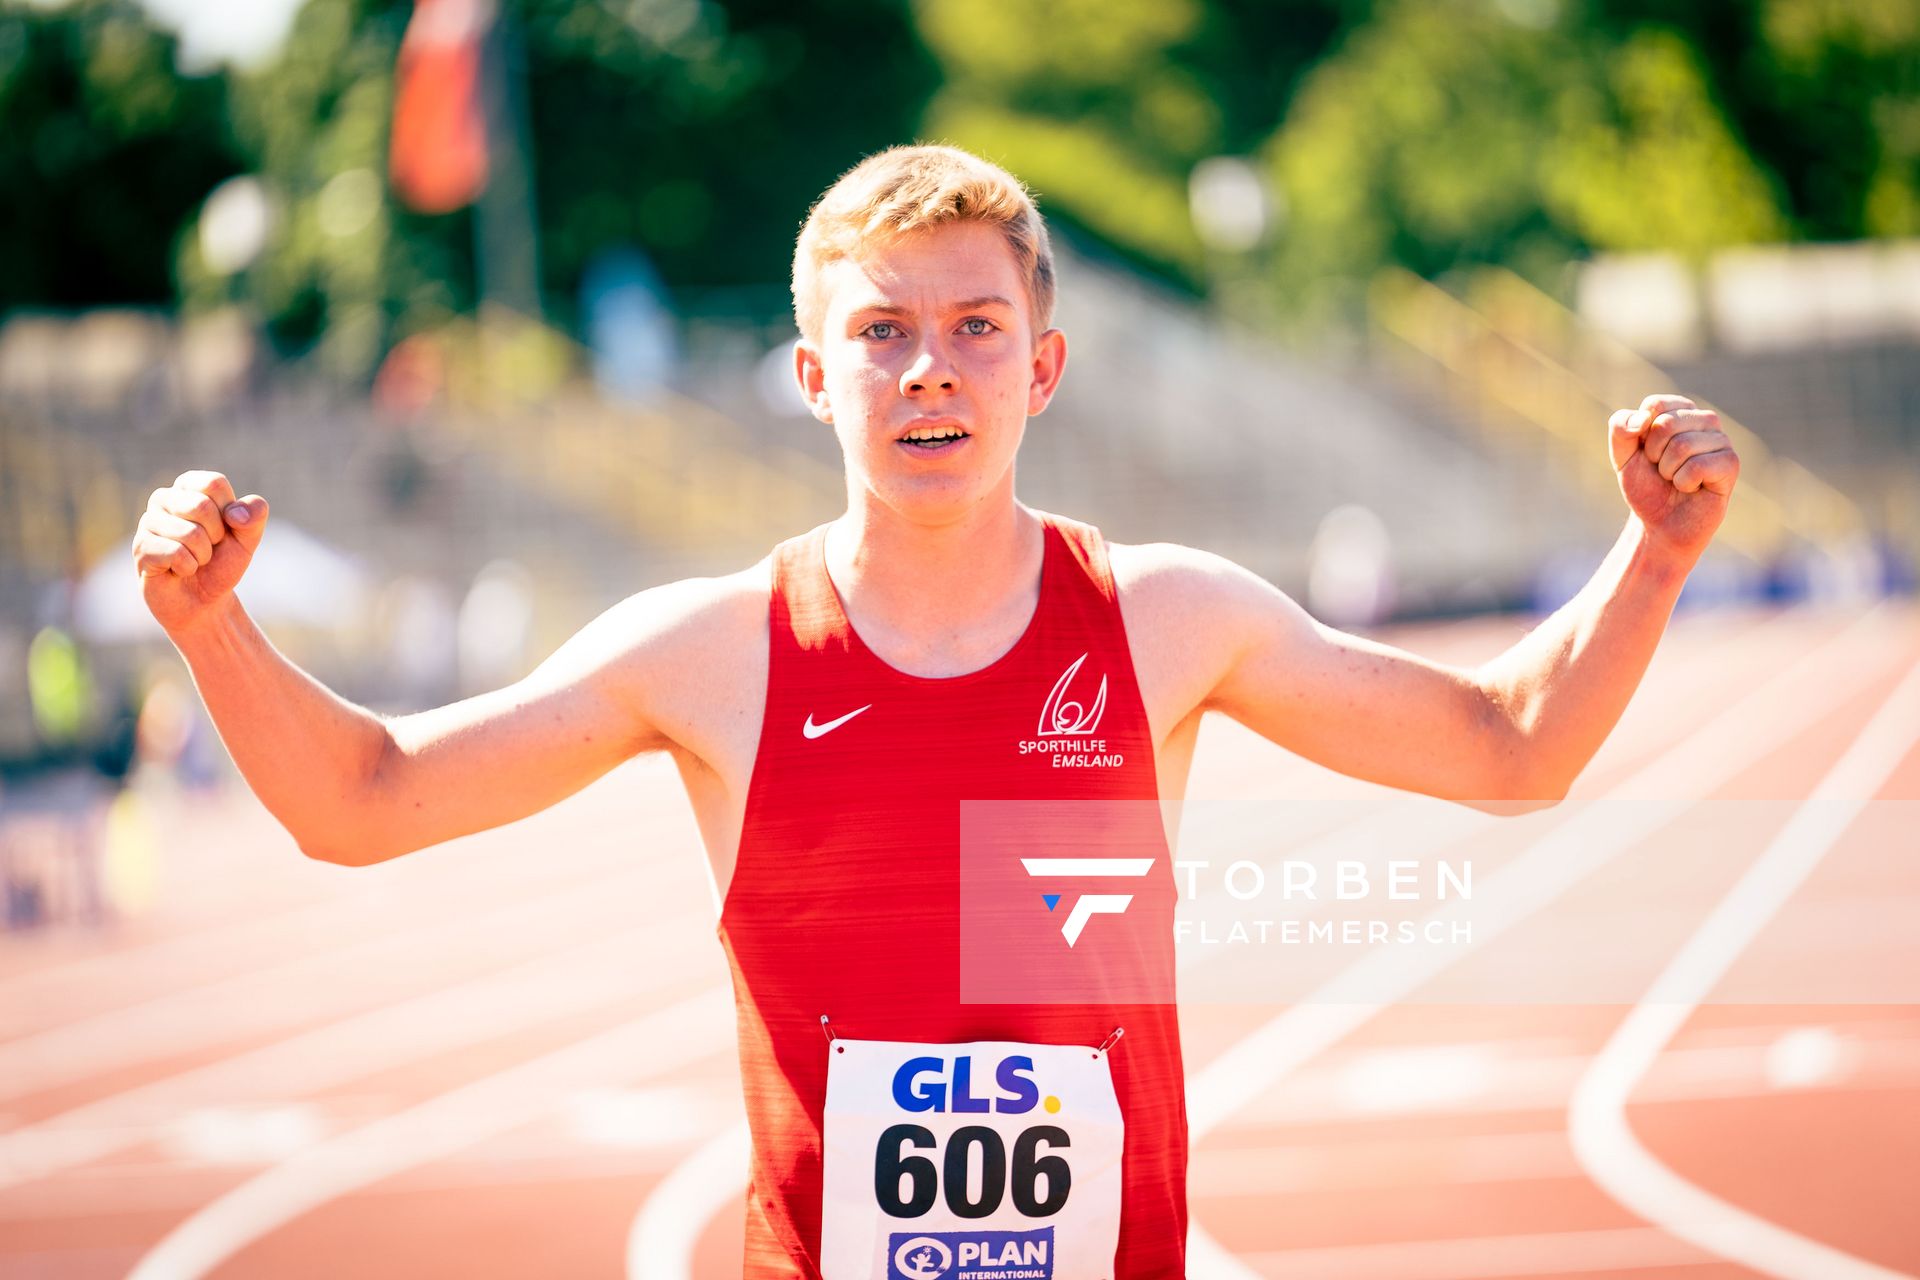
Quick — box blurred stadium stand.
[680,244,1626,619]
[0,241,1910,745]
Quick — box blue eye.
[960,318,996,336]
[864,322,900,340]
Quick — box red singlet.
[718,512,1187,1278]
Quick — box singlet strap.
[769,522,847,655]
[1035,510,1119,608]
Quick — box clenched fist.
[132,470,269,636]
[1609,393,1740,565]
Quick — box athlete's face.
[796,221,1067,523]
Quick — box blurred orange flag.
[389,0,493,213]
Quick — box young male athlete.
[132,145,1740,1278]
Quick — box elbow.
[1464,790,1564,817]
[296,820,397,867]
[1470,759,1570,816]
[299,839,378,867]
[1469,684,1568,815]
[1443,756,1567,815]
[302,726,403,865]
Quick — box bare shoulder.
[1107,539,1266,608]
[1106,539,1285,722]
[566,556,770,762]
[598,556,770,658]
[1107,539,1289,646]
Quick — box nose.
[900,338,958,397]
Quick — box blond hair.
[791,144,1057,343]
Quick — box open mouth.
[897,426,971,451]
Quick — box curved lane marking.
[1568,652,1920,1280]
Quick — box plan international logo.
[1017,654,1122,768]
[887,1227,1055,1280]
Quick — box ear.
[794,338,833,424]
[1026,327,1068,417]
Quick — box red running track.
[1,602,1915,1279]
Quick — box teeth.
[904,427,964,441]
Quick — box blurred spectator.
[1308,505,1395,628]
[382,575,461,708]
[372,332,451,419]
[0,758,113,933]
[134,672,197,785]
[458,559,535,695]
[583,247,680,405]
[27,626,93,749]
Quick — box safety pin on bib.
[821,1014,844,1054]
[1093,1026,1125,1058]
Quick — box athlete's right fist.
[132,470,269,636]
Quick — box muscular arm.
[171,573,759,865]
[1471,517,1689,801]
[1120,520,1688,812]
[1142,393,1732,810]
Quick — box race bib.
[819,1035,1124,1280]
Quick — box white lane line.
[1184,605,1899,1139]
[1188,1218,1265,1280]
[0,842,647,1041]
[1176,603,1831,987]
[1190,1130,1577,1198]
[1568,652,1920,1280]
[0,913,713,1193]
[0,755,693,1031]
[622,606,1849,1280]
[1234,1226,1713,1280]
[616,808,1475,1280]
[1206,1036,1920,1131]
[0,858,702,1103]
[1181,605,1902,1273]
[624,606,1836,1280]
[124,985,733,1280]
[625,1119,750,1280]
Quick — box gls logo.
[1021,856,1154,946]
[891,1054,1044,1114]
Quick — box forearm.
[1477,517,1692,798]
[169,596,392,861]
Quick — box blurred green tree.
[7,0,1912,368]
[519,0,938,315]
[185,0,938,378]
[177,0,427,377]
[913,0,1361,289]
[1264,1,1793,328]
[1586,0,1919,239]
[0,0,245,309]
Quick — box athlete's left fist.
[1608,393,1740,563]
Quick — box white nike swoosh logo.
[802,704,873,739]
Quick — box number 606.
[874,1124,1072,1219]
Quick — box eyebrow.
[849,295,1019,318]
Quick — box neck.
[825,489,1044,650]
